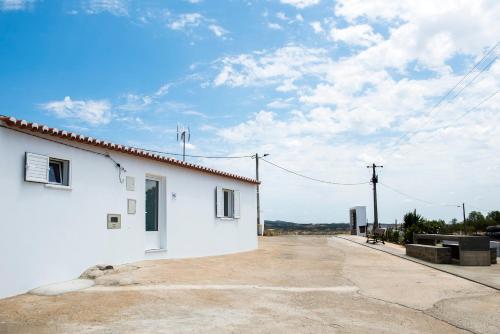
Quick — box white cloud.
[40,96,112,125]
[167,13,229,39]
[208,24,228,37]
[0,0,35,11]
[83,0,128,16]
[267,98,295,109]
[213,45,327,89]
[168,13,203,30]
[208,0,500,222]
[310,21,323,33]
[330,24,383,47]
[268,22,283,30]
[280,0,320,9]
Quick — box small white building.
[349,206,367,236]
[0,116,258,299]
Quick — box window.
[223,189,233,218]
[49,160,63,184]
[216,186,240,219]
[48,158,70,186]
[25,153,70,187]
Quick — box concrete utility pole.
[255,153,269,236]
[367,163,383,230]
[462,202,467,235]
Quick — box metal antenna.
[177,124,190,162]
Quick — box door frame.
[145,174,166,251]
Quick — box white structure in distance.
[349,206,367,236]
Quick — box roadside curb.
[332,235,499,291]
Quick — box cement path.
[336,234,500,290]
[0,235,498,334]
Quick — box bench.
[406,244,452,264]
[366,228,386,244]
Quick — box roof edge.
[0,115,259,185]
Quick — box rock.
[96,264,114,271]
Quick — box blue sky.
[1,0,499,224]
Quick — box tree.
[423,219,446,234]
[403,211,425,244]
[486,211,500,226]
[468,211,486,232]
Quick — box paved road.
[0,236,499,333]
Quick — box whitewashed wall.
[0,126,257,299]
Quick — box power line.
[388,42,498,153]
[446,89,499,123]
[260,158,370,186]
[385,89,499,156]
[379,182,459,207]
[132,147,254,159]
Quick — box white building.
[349,206,367,236]
[0,116,258,299]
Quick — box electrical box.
[127,199,136,214]
[126,176,135,191]
[107,214,121,229]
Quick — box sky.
[1,0,499,224]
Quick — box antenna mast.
[177,124,191,162]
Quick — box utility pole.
[366,163,383,230]
[255,153,269,236]
[462,202,467,235]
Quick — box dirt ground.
[0,235,499,334]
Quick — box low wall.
[406,244,451,264]
[460,251,491,266]
[491,241,500,257]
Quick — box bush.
[401,211,446,244]
[384,228,402,244]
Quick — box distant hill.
[264,220,350,235]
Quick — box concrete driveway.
[0,236,499,333]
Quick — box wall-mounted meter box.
[126,176,135,191]
[107,214,121,229]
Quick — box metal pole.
[462,202,467,235]
[182,133,186,162]
[256,153,261,235]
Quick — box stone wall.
[405,244,452,264]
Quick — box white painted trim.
[145,248,168,254]
[44,184,72,191]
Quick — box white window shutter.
[233,190,240,219]
[216,186,224,218]
[25,152,49,183]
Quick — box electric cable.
[387,42,498,154]
[260,158,370,186]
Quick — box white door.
[145,177,161,250]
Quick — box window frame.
[44,155,73,190]
[216,186,240,220]
[46,156,71,188]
